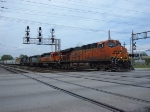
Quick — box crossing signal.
[133,42,136,47]
[129,54,135,57]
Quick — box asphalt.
[0,68,150,112]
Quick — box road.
[0,67,150,112]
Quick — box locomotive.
[59,39,131,71]
[1,39,131,72]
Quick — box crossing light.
[133,42,136,50]
[129,54,136,57]
[133,42,136,47]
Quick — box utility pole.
[131,31,134,70]
[130,30,150,70]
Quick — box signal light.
[27,37,29,43]
[132,54,134,57]
[27,32,29,36]
[27,26,29,30]
[51,38,54,43]
[129,54,136,57]
[52,28,54,32]
[39,38,41,42]
[39,32,41,36]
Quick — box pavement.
[0,68,150,112]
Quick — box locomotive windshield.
[116,43,121,46]
[107,42,115,47]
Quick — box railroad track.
[1,65,149,112]
[0,64,28,74]
[21,73,126,112]
[0,64,125,112]
[55,73,150,89]
[35,74,150,104]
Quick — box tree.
[144,58,150,65]
[19,54,28,58]
[1,55,13,60]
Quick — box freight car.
[0,59,21,65]
[0,60,4,64]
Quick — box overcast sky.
[0,0,150,58]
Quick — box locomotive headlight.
[121,57,122,59]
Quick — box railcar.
[39,52,61,68]
[1,39,131,71]
[20,56,28,65]
[0,60,4,64]
[15,58,21,65]
[29,55,41,66]
[60,39,131,71]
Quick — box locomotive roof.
[97,39,120,44]
[41,52,51,55]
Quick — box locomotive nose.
[111,46,129,60]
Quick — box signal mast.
[23,26,61,52]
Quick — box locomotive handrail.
[112,51,117,64]
[115,47,123,64]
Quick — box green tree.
[144,58,150,65]
[19,54,28,58]
[1,55,13,60]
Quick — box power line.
[1,5,149,21]
[0,43,19,48]
[0,16,132,34]
[0,16,106,32]
[19,0,150,15]
[2,9,149,27]
[1,6,150,27]
[2,0,150,19]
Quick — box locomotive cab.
[106,40,130,71]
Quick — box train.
[0,39,131,71]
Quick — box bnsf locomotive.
[59,39,131,71]
[1,39,131,71]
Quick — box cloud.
[0,0,150,57]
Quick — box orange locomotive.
[60,39,131,71]
[39,52,61,68]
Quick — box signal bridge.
[23,26,61,52]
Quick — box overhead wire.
[2,8,149,27]
[0,16,133,34]
[19,0,150,15]
[0,0,150,34]
[1,5,149,21]
[1,0,150,29]
[2,0,150,19]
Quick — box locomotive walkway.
[0,65,150,112]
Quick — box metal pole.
[131,30,134,70]
[108,30,110,40]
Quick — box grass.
[134,65,150,68]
